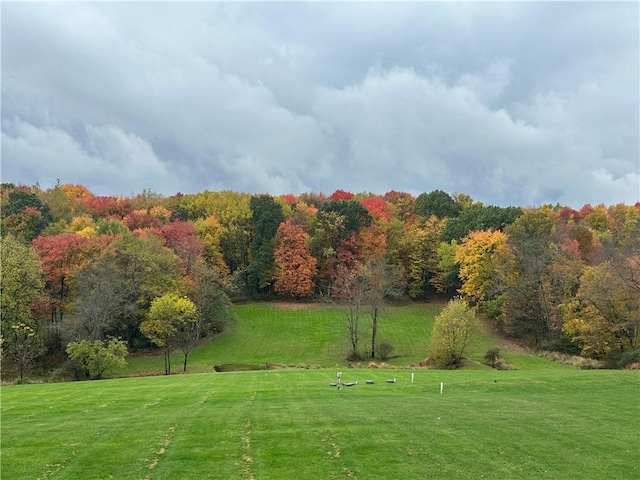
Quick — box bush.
[376,342,394,361]
[483,348,501,368]
[429,299,477,369]
[540,335,581,355]
[604,348,640,369]
[537,351,602,369]
[66,338,128,380]
[483,348,517,370]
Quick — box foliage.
[319,200,372,239]
[189,261,233,336]
[2,322,46,382]
[429,298,478,369]
[0,234,44,330]
[153,220,204,276]
[273,221,317,298]
[2,182,638,370]
[443,203,523,241]
[104,233,184,346]
[247,195,284,295]
[1,187,53,242]
[32,232,96,349]
[501,208,574,344]
[402,216,446,299]
[431,240,459,293]
[455,229,510,305]
[563,260,639,358]
[140,293,198,374]
[66,337,128,380]
[0,235,46,381]
[414,189,461,219]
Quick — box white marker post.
[411,372,414,384]
[440,382,444,394]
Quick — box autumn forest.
[2,182,639,380]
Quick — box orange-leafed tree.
[357,224,388,262]
[273,221,317,298]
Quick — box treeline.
[1,182,639,378]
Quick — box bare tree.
[330,265,367,358]
[360,258,405,358]
[73,258,128,340]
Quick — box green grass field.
[124,302,444,375]
[124,302,549,376]
[2,369,638,479]
[2,303,639,479]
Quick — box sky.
[2,2,639,208]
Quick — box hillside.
[122,302,566,378]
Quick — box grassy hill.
[4,302,638,479]
[124,301,564,376]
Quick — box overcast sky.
[2,2,639,207]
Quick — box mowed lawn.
[125,302,443,375]
[2,369,638,479]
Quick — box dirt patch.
[270,301,317,310]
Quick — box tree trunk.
[164,347,171,375]
[371,306,379,358]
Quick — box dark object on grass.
[386,378,396,383]
[366,380,374,384]
[213,363,272,372]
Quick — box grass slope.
[125,303,445,375]
[2,369,638,479]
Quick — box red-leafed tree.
[329,189,354,201]
[273,221,317,298]
[32,233,95,349]
[360,197,391,221]
[279,194,298,205]
[124,210,163,231]
[154,220,205,277]
[80,195,134,219]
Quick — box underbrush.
[537,351,603,369]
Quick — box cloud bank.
[2,2,638,206]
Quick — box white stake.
[411,372,414,384]
[440,382,444,394]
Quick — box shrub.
[540,335,581,355]
[537,351,602,369]
[483,347,517,370]
[429,299,477,369]
[66,338,128,380]
[483,348,502,368]
[605,348,640,369]
[376,342,394,361]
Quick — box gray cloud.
[2,2,638,207]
